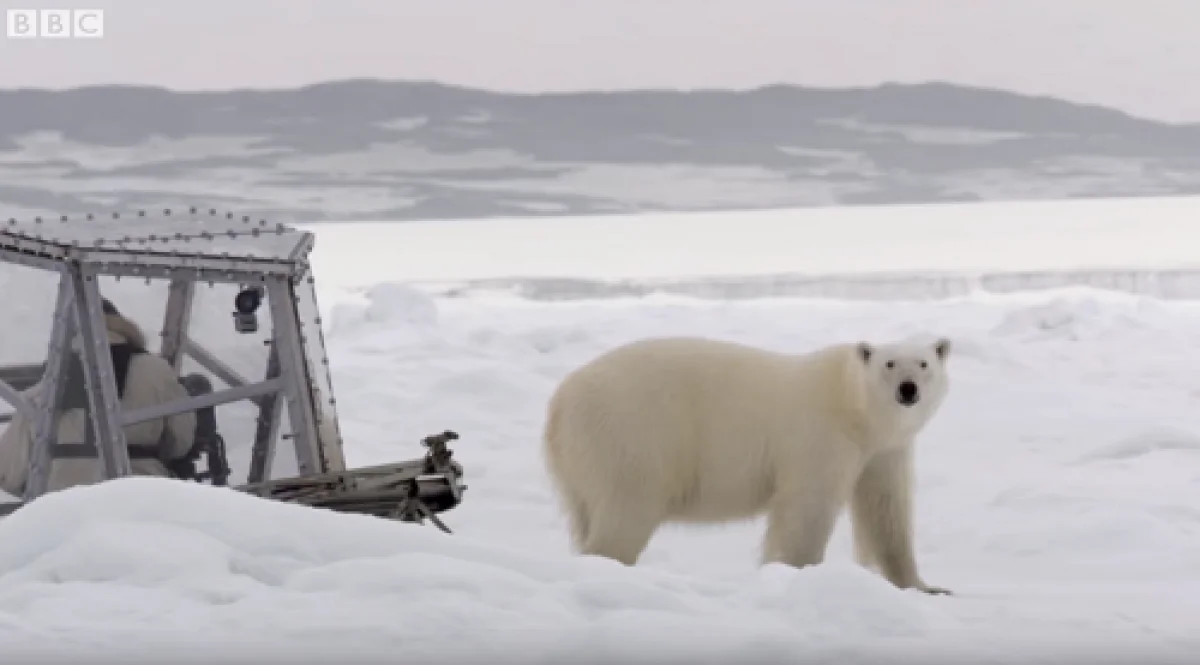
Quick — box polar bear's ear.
[855,342,873,364]
[933,337,952,361]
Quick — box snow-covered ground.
[1,198,1200,662]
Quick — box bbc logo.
[6,9,104,38]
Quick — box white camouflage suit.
[0,305,196,497]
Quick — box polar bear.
[542,335,952,595]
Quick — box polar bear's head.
[854,337,951,428]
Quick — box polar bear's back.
[543,337,856,521]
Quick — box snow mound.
[328,282,439,339]
[991,289,1172,341]
[0,478,951,662]
[1074,427,1200,463]
[362,282,440,327]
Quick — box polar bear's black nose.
[896,381,919,406]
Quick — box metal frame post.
[265,276,323,475]
[159,278,195,370]
[68,263,132,479]
[247,344,285,484]
[23,270,77,500]
[0,380,30,421]
[119,378,281,426]
[294,272,347,472]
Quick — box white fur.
[542,335,952,594]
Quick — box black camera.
[232,285,264,334]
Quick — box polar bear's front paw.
[915,582,952,596]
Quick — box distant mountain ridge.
[2,79,1199,222]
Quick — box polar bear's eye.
[919,361,928,369]
[885,361,894,369]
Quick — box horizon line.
[0,78,1167,125]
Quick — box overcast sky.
[2,0,1198,122]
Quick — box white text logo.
[6,9,104,38]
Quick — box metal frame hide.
[0,209,347,502]
[24,271,77,500]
